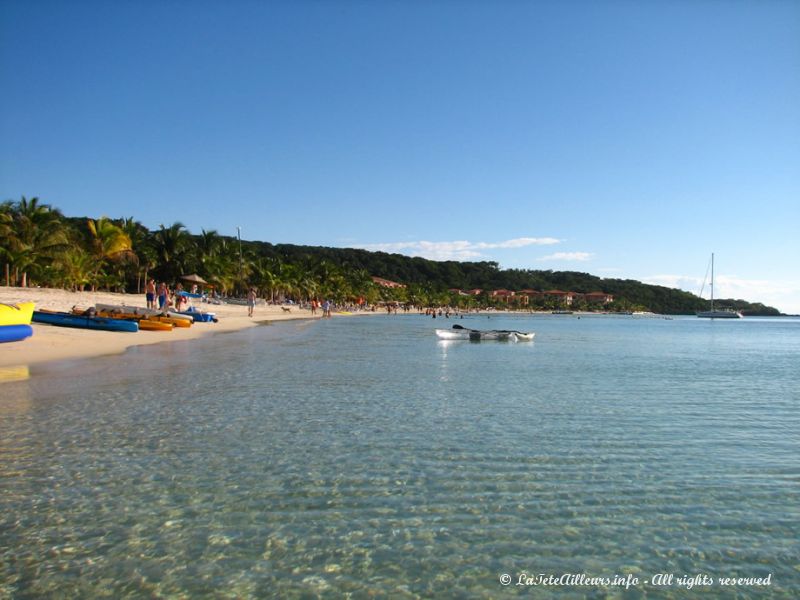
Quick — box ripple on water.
[1,316,798,597]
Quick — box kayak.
[95,303,193,322]
[91,310,189,329]
[435,325,535,342]
[33,310,139,333]
[436,328,510,341]
[138,319,173,331]
[84,311,173,331]
[0,302,35,326]
[178,307,217,322]
[149,315,191,328]
[0,324,34,343]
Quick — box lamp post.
[237,226,243,291]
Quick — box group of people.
[309,299,333,318]
[146,281,343,319]
[145,279,192,312]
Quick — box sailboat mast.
[710,253,715,311]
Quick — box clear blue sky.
[2,1,798,312]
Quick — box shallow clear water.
[1,315,799,598]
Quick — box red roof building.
[543,290,574,305]
[371,276,406,289]
[580,291,614,304]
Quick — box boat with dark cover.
[435,324,534,342]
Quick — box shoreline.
[0,287,325,370]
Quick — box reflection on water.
[0,365,29,384]
[0,316,798,598]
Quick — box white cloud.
[358,237,562,261]
[475,237,561,249]
[538,252,594,262]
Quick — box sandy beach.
[0,287,321,369]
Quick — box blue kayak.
[0,324,33,343]
[32,311,139,332]
[179,307,218,322]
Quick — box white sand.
[0,287,322,368]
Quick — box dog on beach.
[281,306,291,313]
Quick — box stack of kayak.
[89,305,188,331]
[95,304,206,327]
[435,323,535,342]
[0,302,35,343]
[29,302,218,334]
[97,303,217,324]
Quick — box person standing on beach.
[158,282,169,310]
[146,279,156,309]
[247,288,257,317]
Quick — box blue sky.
[2,1,799,312]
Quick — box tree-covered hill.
[1,197,783,316]
[246,241,780,316]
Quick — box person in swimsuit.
[158,282,169,310]
[146,279,156,309]
[247,288,257,317]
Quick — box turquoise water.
[1,315,798,598]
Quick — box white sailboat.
[697,253,743,319]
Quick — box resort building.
[543,290,574,306]
[445,287,614,308]
[371,276,406,289]
[577,291,615,304]
[491,289,515,303]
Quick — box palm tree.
[1,197,69,286]
[120,217,150,292]
[150,222,191,283]
[54,247,94,291]
[197,229,224,260]
[87,217,135,290]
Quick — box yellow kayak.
[89,309,185,329]
[147,315,192,328]
[138,319,173,331]
[90,310,192,331]
[0,302,35,326]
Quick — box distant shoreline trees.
[0,197,782,316]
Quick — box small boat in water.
[435,324,534,342]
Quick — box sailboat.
[697,253,743,319]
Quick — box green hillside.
[1,197,782,316]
